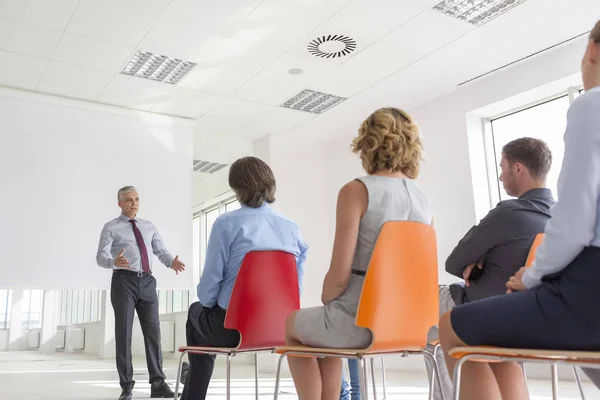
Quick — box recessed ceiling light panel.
[281,89,346,114]
[307,35,357,59]
[121,51,196,84]
[432,0,528,26]
[193,160,228,174]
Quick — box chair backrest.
[356,221,439,352]
[525,233,545,267]
[224,250,300,351]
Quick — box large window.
[21,290,44,330]
[58,290,103,326]
[199,198,240,269]
[487,87,582,202]
[158,290,192,314]
[0,290,11,329]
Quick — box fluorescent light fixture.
[432,0,528,26]
[193,160,228,174]
[282,89,346,114]
[121,51,196,84]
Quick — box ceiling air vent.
[193,160,228,174]
[432,0,528,26]
[307,34,357,59]
[281,89,346,114]
[121,51,196,84]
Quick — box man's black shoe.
[180,362,189,385]
[151,381,180,398]
[118,387,133,400]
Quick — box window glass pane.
[166,290,173,314]
[193,216,200,278]
[0,290,9,329]
[65,291,72,326]
[205,208,219,248]
[225,200,240,213]
[28,290,43,329]
[91,291,99,322]
[158,290,167,314]
[172,290,183,313]
[21,290,31,330]
[83,290,91,323]
[490,95,570,201]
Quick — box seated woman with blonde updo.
[285,107,433,399]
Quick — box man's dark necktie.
[129,219,150,272]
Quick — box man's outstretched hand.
[171,255,186,274]
[115,249,130,268]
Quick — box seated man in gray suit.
[425,137,555,400]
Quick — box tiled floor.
[0,351,595,399]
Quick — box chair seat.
[178,345,275,354]
[274,344,425,357]
[449,346,600,364]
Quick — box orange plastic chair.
[272,221,441,400]
[449,233,589,400]
[174,251,300,400]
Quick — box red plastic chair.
[173,251,300,400]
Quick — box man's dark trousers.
[111,270,166,390]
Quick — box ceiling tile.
[195,114,250,136]
[342,40,426,78]
[326,0,426,40]
[162,0,260,27]
[207,98,272,120]
[382,10,473,54]
[257,53,337,85]
[79,0,173,17]
[98,74,175,111]
[0,0,79,31]
[308,66,381,98]
[179,64,258,96]
[37,61,115,101]
[67,2,156,46]
[231,76,306,106]
[52,34,134,72]
[0,75,38,91]
[235,107,315,137]
[194,135,253,164]
[245,0,352,24]
[0,50,48,86]
[0,18,63,58]
[150,88,224,119]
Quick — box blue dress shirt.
[197,203,308,309]
[524,86,600,288]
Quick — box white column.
[39,290,60,354]
[98,290,115,358]
[8,289,24,351]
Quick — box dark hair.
[502,137,552,180]
[592,20,600,43]
[228,157,276,208]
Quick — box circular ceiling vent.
[307,35,357,59]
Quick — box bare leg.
[317,357,343,400]
[489,362,530,400]
[439,311,501,400]
[286,311,322,400]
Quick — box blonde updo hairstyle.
[351,107,423,178]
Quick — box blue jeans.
[340,359,360,400]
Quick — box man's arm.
[151,226,175,268]
[445,206,510,277]
[96,225,115,268]
[523,91,600,288]
[296,239,309,296]
[197,218,230,307]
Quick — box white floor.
[0,352,596,400]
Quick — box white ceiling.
[0,0,598,182]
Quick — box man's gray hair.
[117,186,137,201]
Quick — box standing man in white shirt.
[439,20,600,399]
[97,186,186,400]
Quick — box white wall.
[0,89,194,290]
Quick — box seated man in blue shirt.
[180,156,308,400]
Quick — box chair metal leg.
[254,353,259,400]
[452,357,468,400]
[423,350,443,400]
[174,351,186,400]
[273,354,286,400]
[226,354,232,400]
[521,363,530,397]
[380,357,387,400]
[573,366,586,400]
[359,357,369,400]
[370,358,378,400]
[551,364,559,400]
